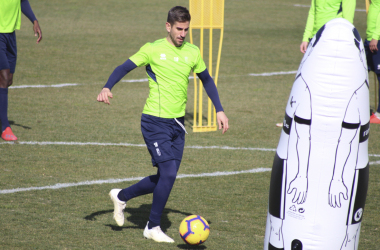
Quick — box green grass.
[1,0,379,249]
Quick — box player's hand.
[97,88,113,104]
[300,41,309,54]
[33,20,42,44]
[216,111,229,134]
[369,39,378,53]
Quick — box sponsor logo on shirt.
[174,57,179,62]
[185,57,188,62]
[377,64,380,70]
[160,54,166,60]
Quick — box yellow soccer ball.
[179,215,210,245]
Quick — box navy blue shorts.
[141,114,186,166]
[0,32,17,74]
[365,39,380,74]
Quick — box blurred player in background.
[0,0,42,140]
[365,0,380,124]
[300,0,356,53]
[97,6,229,243]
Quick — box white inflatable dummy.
[264,18,370,250]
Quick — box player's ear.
[166,22,171,33]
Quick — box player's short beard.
[169,33,182,47]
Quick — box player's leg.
[147,160,179,228]
[0,32,17,140]
[376,73,380,113]
[109,115,181,233]
[143,116,185,242]
[109,173,160,227]
[0,69,13,128]
[367,39,380,123]
[142,160,177,242]
[369,73,380,123]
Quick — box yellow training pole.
[190,0,224,132]
[213,0,224,127]
[208,0,213,127]
[198,0,204,127]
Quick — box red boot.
[1,127,17,141]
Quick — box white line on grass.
[9,83,80,89]
[369,160,380,165]
[2,141,380,156]
[0,141,277,152]
[9,70,300,89]
[293,4,366,12]
[0,168,271,194]
[248,71,297,76]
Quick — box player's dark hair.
[167,6,191,25]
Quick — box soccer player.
[300,0,356,53]
[0,0,42,141]
[365,0,380,124]
[97,6,229,243]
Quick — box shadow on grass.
[185,112,194,127]
[84,204,192,232]
[185,111,209,128]
[2,120,32,130]
[177,244,207,249]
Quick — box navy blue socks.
[0,88,10,132]
[148,160,178,227]
[117,159,180,229]
[117,174,159,202]
[377,74,380,113]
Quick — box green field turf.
[1,0,379,249]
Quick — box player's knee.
[0,71,13,88]
[7,79,13,87]
[162,170,177,183]
[167,172,177,182]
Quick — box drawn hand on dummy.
[328,178,348,208]
[287,175,308,204]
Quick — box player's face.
[166,21,189,47]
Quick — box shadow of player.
[85,203,192,232]
[0,120,32,131]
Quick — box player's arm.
[369,5,380,52]
[342,0,356,24]
[97,59,137,105]
[197,69,229,134]
[21,0,42,43]
[300,0,315,53]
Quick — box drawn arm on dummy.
[287,81,312,205]
[328,93,359,208]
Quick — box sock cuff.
[148,220,159,229]
[0,88,8,94]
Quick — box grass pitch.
[1,0,379,249]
